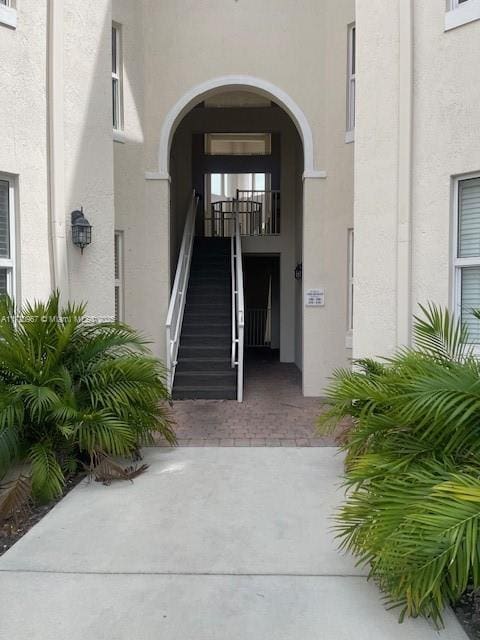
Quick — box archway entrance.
[163,80,308,401]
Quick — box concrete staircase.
[172,237,236,400]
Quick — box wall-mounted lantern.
[294,262,303,281]
[71,208,92,254]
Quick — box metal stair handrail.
[166,190,199,393]
[231,200,245,402]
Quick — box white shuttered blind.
[458,178,480,258]
[0,178,14,297]
[456,177,480,343]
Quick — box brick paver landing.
[165,352,334,446]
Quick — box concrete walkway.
[0,448,467,639]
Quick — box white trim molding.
[445,0,480,30]
[0,174,17,299]
[47,0,70,300]
[396,0,414,347]
[145,171,171,181]
[113,130,126,144]
[303,169,327,180]
[0,3,17,28]
[156,75,319,178]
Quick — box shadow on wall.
[61,0,116,319]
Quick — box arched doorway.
[162,79,309,400]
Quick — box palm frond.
[320,302,480,624]
[29,441,65,501]
[413,303,471,362]
[0,474,32,524]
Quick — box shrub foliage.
[319,304,480,625]
[0,293,175,503]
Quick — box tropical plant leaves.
[0,474,32,524]
[86,451,149,485]
[318,303,480,625]
[29,442,65,502]
[0,291,175,503]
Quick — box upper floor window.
[0,0,17,29]
[346,24,356,143]
[112,23,123,131]
[453,175,480,343]
[0,176,16,298]
[446,0,480,30]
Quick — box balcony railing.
[204,190,280,237]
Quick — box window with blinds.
[112,24,123,131]
[114,231,123,322]
[0,177,15,298]
[346,24,356,140]
[455,176,480,343]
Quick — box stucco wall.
[112,0,147,333]
[354,0,480,362]
[412,3,480,310]
[112,0,355,393]
[0,1,51,303]
[353,0,400,359]
[64,0,115,318]
[0,0,114,317]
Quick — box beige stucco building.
[1,0,479,398]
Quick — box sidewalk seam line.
[0,568,368,578]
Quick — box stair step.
[184,315,230,323]
[189,275,229,281]
[176,357,232,372]
[180,335,231,347]
[172,236,235,400]
[178,345,231,358]
[172,386,236,400]
[174,370,236,388]
[190,263,229,271]
[188,284,230,292]
[184,310,230,319]
[182,325,230,336]
[187,297,231,305]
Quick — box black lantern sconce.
[294,262,303,281]
[71,208,92,254]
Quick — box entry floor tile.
[167,356,342,447]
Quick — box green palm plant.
[319,303,480,625]
[0,292,175,503]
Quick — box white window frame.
[345,23,356,144]
[112,23,124,133]
[445,0,480,30]
[0,0,17,29]
[346,229,354,347]
[0,174,16,299]
[114,231,124,322]
[452,173,480,349]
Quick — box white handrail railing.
[231,201,245,402]
[166,191,199,393]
